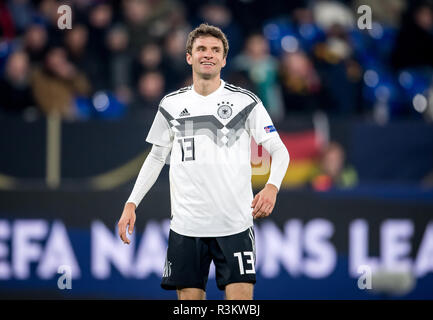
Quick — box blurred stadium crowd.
[0,0,433,123]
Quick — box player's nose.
[204,49,214,58]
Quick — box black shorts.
[161,227,256,291]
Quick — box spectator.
[391,1,433,70]
[225,69,255,93]
[72,0,96,26]
[311,141,358,191]
[122,0,183,55]
[279,51,325,114]
[132,42,163,84]
[130,70,165,122]
[231,33,285,121]
[86,2,114,91]
[311,1,363,114]
[22,23,48,66]
[164,2,190,34]
[195,0,305,32]
[106,24,133,105]
[36,0,64,46]
[64,23,90,71]
[122,0,153,53]
[195,2,243,57]
[0,0,430,122]
[161,29,191,91]
[0,50,36,115]
[87,2,113,53]
[312,0,355,32]
[30,46,91,119]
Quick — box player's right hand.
[118,203,136,245]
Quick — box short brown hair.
[186,23,229,58]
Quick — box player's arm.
[118,144,171,244]
[251,135,290,219]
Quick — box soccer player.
[118,23,290,300]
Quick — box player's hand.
[251,184,278,219]
[118,202,136,245]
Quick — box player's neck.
[192,76,221,97]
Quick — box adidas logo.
[179,108,190,117]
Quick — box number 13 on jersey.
[178,138,195,161]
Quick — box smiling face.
[186,35,226,80]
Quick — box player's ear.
[221,56,227,68]
[186,52,192,65]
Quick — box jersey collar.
[191,79,225,99]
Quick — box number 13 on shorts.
[233,251,255,275]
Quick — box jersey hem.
[169,223,254,238]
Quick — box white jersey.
[146,79,279,237]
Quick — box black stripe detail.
[224,83,241,91]
[232,85,261,103]
[172,102,256,146]
[224,84,259,103]
[225,101,257,131]
[175,115,225,129]
[158,106,174,122]
[225,83,261,102]
[224,86,258,103]
[164,86,192,99]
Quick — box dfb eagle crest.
[217,101,233,119]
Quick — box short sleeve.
[146,108,174,147]
[247,102,279,144]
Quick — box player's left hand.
[251,183,278,219]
